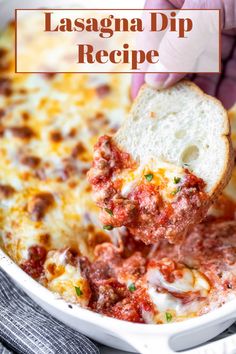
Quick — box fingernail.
[145,73,170,89]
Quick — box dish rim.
[1,246,236,337]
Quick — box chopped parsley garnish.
[75,286,83,297]
[183,163,189,168]
[171,186,181,195]
[165,312,172,323]
[174,176,181,184]
[145,173,153,182]
[103,225,113,231]
[128,283,136,292]
[105,208,113,216]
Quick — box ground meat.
[88,135,207,244]
[43,73,57,79]
[27,192,54,221]
[50,130,63,142]
[20,155,41,168]
[95,84,111,98]
[79,242,149,318]
[9,126,34,139]
[0,77,12,96]
[148,258,182,284]
[0,184,15,198]
[39,233,51,247]
[58,158,78,181]
[21,245,47,279]
[71,142,86,158]
[19,217,236,323]
[0,108,6,119]
[21,112,30,121]
[106,297,144,323]
[104,286,155,323]
[152,220,236,297]
[0,48,7,58]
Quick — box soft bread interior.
[114,81,233,196]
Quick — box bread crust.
[115,80,234,204]
[178,81,233,202]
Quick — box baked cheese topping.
[44,249,91,306]
[0,22,130,265]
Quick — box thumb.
[181,0,236,30]
[145,72,186,89]
[145,1,220,89]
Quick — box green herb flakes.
[174,177,181,184]
[165,312,172,323]
[75,286,83,297]
[105,208,113,216]
[128,283,136,292]
[183,163,189,168]
[103,225,113,231]
[145,173,153,182]
[171,186,181,195]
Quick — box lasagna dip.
[1,22,236,324]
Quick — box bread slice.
[89,80,233,244]
[114,81,233,199]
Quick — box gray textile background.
[0,270,99,354]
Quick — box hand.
[131,0,236,109]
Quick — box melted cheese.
[119,158,185,201]
[0,22,131,264]
[148,266,209,295]
[44,250,90,306]
[147,264,210,322]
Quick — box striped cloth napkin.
[0,269,99,354]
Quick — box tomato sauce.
[88,135,208,244]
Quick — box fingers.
[168,0,184,7]
[132,0,235,97]
[183,0,236,30]
[217,43,236,109]
[131,74,145,99]
[144,0,175,10]
[131,0,175,98]
[193,74,220,97]
[222,0,236,30]
[218,77,236,110]
[221,33,236,60]
[143,0,180,90]
[145,73,186,89]
[144,8,211,89]
[192,35,236,109]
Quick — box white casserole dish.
[1,1,236,353]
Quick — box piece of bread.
[114,81,233,199]
[89,80,234,244]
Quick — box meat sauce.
[21,245,47,279]
[88,135,208,244]
[21,216,236,324]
